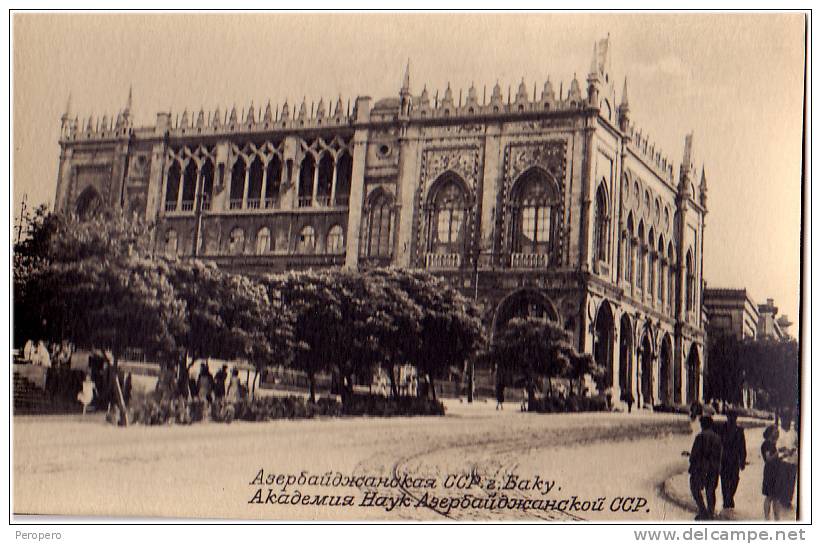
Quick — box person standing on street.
[214,365,228,400]
[720,410,747,510]
[761,424,784,520]
[689,415,723,520]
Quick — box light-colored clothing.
[227,376,241,403]
[32,342,51,367]
[23,340,35,361]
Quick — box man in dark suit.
[720,410,747,509]
[689,415,723,520]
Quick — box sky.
[12,12,806,328]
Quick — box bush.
[341,393,445,417]
[527,394,608,414]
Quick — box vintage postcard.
[10,11,807,523]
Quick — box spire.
[62,92,72,120]
[298,97,308,119]
[212,106,221,127]
[281,100,290,120]
[316,98,325,118]
[401,59,410,94]
[699,165,708,207]
[466,82,478,106]
[542,76,555,103]
[125,85,133,115]
[682,132,694,169]
[589,40,599,76]
[196,108,205,128]
[441,83,454,109]
[569,73,582,102]
[420,85,430,108]
[334,96,343,117]
[229,105,238,125]
[516,77,528,103]
[264,100,273,123]
[620,77,629,109]
[490,80,502,106]
[246,101,255,124]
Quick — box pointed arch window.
[509,168,560,266]
[316,153,334,207]
[229,157,246,210]
[327,225,345,254]
[427,176,467,254]
[668,243,675,314]
[298,154,316,208]
[657,237,665,302]
[364,191,394,259]
[200,159,214,211]
[648,227,656,299]
[247,156,264,209]
[636,222,645,290]
[685,250,695,312]
[180,161,198,212]
[335,152,352,206]
[164,160,181,212]
[228,227,245,255]
[265,156,282,209]
[593,183,610,263]
[297,225,316,253]
[255,227,271,255]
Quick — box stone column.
[343,96,371,269]
[395,123,422,267]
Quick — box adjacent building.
[53,37,708,407]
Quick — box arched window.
[228,227,245,255]
[164,229,178,257]
[335,152,352,206]
[181,160,198,211]
[510,168,560,260]
[667,243,675,314]
[625,213,635,284]
[327,225,345,254]
[265,156,282,209]
[685,250,694,312]
[247,156,264,209]
[593,183,609,263]
[298,154,315,208]
[297,225,316,253]
[200,159,214,211]
[255,227,270,255]
[426,175,468,255]
[637,222,645,290]
[648,227,656,299]
[364,191,394,258]
[657,236,665,302]
[164,160,181,212]
[316,153,334,207]
[229,157,246,209]
[76,187,104,220]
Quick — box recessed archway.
[618,314,633,399]
[639,332,654,407]
[686,344,701,405]
[659,335,673,405]
[594,301,615,388]
[75,186,104,220]
[492,288,559,339]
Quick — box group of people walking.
[156,360,243,404]
[688,408,798,521]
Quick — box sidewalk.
[662,456,797,521]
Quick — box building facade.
[54,38,708,407]
[703,288,759,341]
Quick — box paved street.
[13,403,765,521]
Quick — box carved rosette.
[413,145,482,265]
[500,139,568,257]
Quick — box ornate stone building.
[54,37,708,407]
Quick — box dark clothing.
[214,369,227,399]
[689,429,723,478]
[690,472,719,519]
[720,423,747,508]
[689,428,722,519]
[761,441,779,497]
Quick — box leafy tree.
[741,338,800,425]
[566,352,601,396]
[705,333,745,406]
[488,317,573,404]
[367,268,485,399]
[262,271,342,402]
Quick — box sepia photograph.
[9,10,808,524]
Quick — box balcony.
[229,199,243,210]
[180,200,195,212]
[201,198,211,211]
[297,196,313,208]
[511,252,548,269]
[246,198,261,210]
[315,196,332,207]
[164,201,177,212]
[425,253,461,270]
[263,198,278,209]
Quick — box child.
[761,425,783,520]
[77,373,95,415]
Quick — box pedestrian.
[22,338,35,362]
[689,415,723,520]
[720,410,747,510]
[197,363,214,403]
[226,368,242,403]
[32,339,51,368]
[123,372,133,407]
[761,424,784,520]
[776,416,798,512]
[495,380,504,410]
[214,365,228,400]
[520,387,528,412]
[624,391,634,414]
[77,372,95,415]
